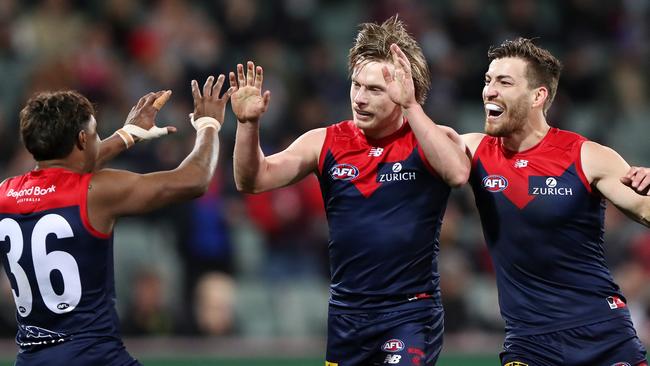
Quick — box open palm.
[230,61,271,123]
[383,44,417,108]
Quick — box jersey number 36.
[0,214,82,317]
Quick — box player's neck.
[501,117,550,153]
[36,158,86,173]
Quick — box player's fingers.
[213,74,225,97]
[153,90,172,110]
[620,176,633,186]
[382,65,394,84]
[262,90,271,111]
[165,126,178,134]
[136,93,153,109]
[203,75,215,97]
[254,66,264,89]
[191,79,201,101]
[636,174,650,194]
[624,166,640,180]
[632,169,646,188]
[229,72,238,91]
[223,86,236,101]
[237,64,245,87]
[246,61,255,86]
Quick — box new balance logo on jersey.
[384,355,402,364]
[514,159,528,168]
[529,176,573,196]
[330,164,359,181]
[369,147,384,157]
[378,163,416,182]
[606,296,626,310]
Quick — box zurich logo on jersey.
[482,175,508,192]
[330,164,359,181]
[381,339,405,353]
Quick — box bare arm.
[383,44,469,187]
[231,61,322,193]
[88,75,234,233]
[582,141,650,227]
[96,91,177,168]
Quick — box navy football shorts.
[500,315,648,366]
[16,336,141,366]
[325,303,444,366]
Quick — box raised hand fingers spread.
[136,92,154,109]
[237,64,246,88]
[246,61,255,87]
[203,76,215,98]
[254,66,264,89]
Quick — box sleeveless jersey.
[318,120,450,311]
[0,168,121,349]
[470,128,628,335]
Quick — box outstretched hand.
[621,166,650,195]
[191,74,235,124]
[124,90,177,139]
[230,61,271,123]
[382,43,417,109]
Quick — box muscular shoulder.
[581,141,630,184]
[461,133,487,157]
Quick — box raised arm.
[231,61,322,193]
[582,141,650,227]
[96,90,177,168]
[88,75,234,233]
[383,44,470,187]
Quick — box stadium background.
[0,0,649,364]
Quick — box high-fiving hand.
[230,61,271,123]
[191,74,235,124]
[382,43,417,109]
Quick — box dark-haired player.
[462,37,649,366]
[0,75,232,365]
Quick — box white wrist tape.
[114,129,134,148]
[121,124,169,140]
[189,113,221,133]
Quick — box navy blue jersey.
[0,168,122,350]
[470,128,629,335]
[317,120,450,311]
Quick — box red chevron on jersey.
[472,128,591,209]
[318,120,434,198]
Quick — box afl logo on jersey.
[482,175,508,192]
[381,339,404,353]
[330,164,359,181]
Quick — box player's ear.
[532,86,548,109]
[76,129,87,150]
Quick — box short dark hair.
[20,91,95,161]
[348,15,431,105]
[488,37,563,114]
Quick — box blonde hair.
[348,15,431,105]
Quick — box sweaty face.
[350,60,402,137]
[482,57,534,137]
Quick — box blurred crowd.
[0,0,649,346]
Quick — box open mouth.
[355,109,373,118]
[485,103,504,118]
